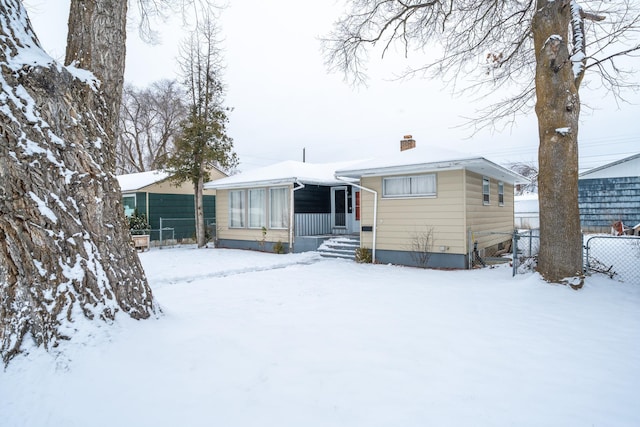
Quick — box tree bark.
[65,0,128,170]
[0,0,156,364]
[195,175,206,248]
[533,0,584,285]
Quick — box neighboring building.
[514,192,540,229]
[205,136,527,268]
[579,153,640,233]
[118,169,227,241]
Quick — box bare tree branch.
[117,80,187,174]
[133,0,226,43]
[323,0,640,132]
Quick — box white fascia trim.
[336,158,482,178]
[205,178,297,190]
[338,158,528,185]
[205,177,350,190]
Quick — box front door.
[331,186,347,230]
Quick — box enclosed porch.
[292,183,360,253]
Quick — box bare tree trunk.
[533,0,584,285]
[195,175,206,248]
[65,0,127,170]
[0,0,156,364]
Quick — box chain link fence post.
[512,229,519,276]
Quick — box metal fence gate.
[512,229,540,275]
[584,235,640,284]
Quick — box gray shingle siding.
[578,177,640,230]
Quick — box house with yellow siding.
[335,136,527,268]
[205,136,527,268]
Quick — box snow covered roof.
[334,145,528,185]
[205,146,529,190]
[117,170,171,192]
[579,152,640,179]
[204,160,366,190]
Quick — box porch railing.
[295,213,331,236]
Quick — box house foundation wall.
[293,236,332,253]
[216,239,290,253]
[374,249,468,269]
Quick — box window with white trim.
[383,174,436,198]
[483,177,490,205]
[229,190,246,228]
[498,181,504,206]
[248,189,266,228]
[269,187,289,229]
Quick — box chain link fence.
[469,229,639,283]
[584,235,640,284]
[468,229,541,276]
[134,217,216,248]
[513,229,540,275]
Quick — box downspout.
[336,177,378,263]
[463,169,470,269]
[289,180,306,253]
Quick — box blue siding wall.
[578,177,640,230]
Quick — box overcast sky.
[25,0,640,173]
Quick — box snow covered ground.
[2,246,640,427]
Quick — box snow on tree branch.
[570,1,587,82]
[570,1,605,86]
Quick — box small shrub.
[355,247,372,263]
[273,240,285,254]
[258,226,267,250]
[409,226,434,268]
[129,210,150,235]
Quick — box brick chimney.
[400,134,416,151]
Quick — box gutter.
[336,177,378,263]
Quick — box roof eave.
[579,152,640,177]
[205,177,296,190]
[204,176,345,190]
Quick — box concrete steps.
[318,236,360,260]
